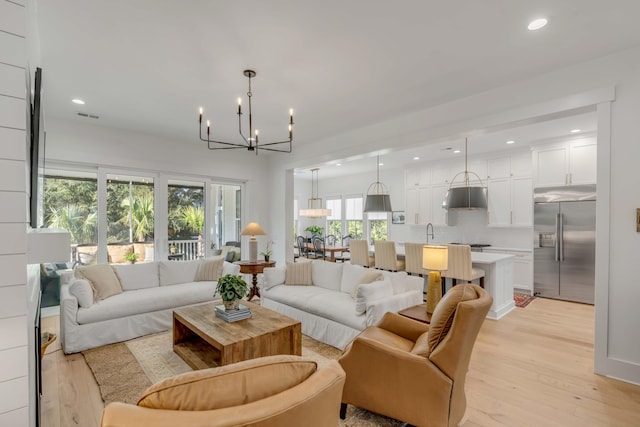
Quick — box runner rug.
[514,292,536,308]
[82,332,403,426]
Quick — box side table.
[236,260,276,301]
[397,303,431,324]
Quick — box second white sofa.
[262,260,423,349]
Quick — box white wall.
[273,45,640,384]
[0,1,30,426]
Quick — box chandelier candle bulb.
[199,107,203,123]
[237,98,242,114]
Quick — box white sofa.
[261,260,424,350]
[60,258,240,354]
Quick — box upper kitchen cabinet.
[532,137,596,187]
[405,167,430,188]
[486,151,533,227]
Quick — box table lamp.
[241,222,266,262]
[423,245,448,314]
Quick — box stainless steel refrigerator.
[533,185,596,304]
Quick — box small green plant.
[124,252,138,263]
[215,274,248,302]
[260,240,274,258]
[305,225,324,236]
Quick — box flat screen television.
[29,67,45,228]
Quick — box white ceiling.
[35,1,640,177]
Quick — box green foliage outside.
[347,220,363,239]
[43,177,97,244]
[327,220,342,238]
[369,220,388,244]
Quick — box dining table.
[296,243,349,262]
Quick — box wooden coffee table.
[173,301,301,370]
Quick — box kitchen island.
[470,252,515,320]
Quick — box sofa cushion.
[76,264,123,301]
[285,261,312,286]
[350,270,384,299]
[222,261,241,277]
[70,279,94,308]
[220,246,241,262]
[159,259,201,286]
[138,356,318,411]
[311,260,343,291]
[354,277,393,315]
[195,257,224,281]
[112,262,160,291]
[381,270,422,294]
[107,244,134,264]
[263,266,286,290]
[76,281,218,325]
[340,263,368,295]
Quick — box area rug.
[83,332,403,426]
[514,292,536,308]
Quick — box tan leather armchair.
[100,355,346,427]
[338,284,492,427]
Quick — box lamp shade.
[363,194,392,213]
[422,245,448,271]
[445,186,487,210]
[241,222,266,237]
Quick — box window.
[210,183,242,249]
[326,198,342,239]
[106,174,155,246]
[367,211,388,244]
[345,196,363,239]
[169,180,204,259]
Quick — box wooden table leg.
[247,273,260,301]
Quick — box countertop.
[470,252,514,264]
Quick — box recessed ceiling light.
[528,18,548,31]
[378,162,384,166]
[335,163,341,166]
[453,150,461,154]
[506,140,515,144]
[413,156,420,160]
[72,98,85,105]
[570,129,581,133]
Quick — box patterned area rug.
[514,292,536,308]
[83,332,403,426]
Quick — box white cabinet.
[405,167,429,188]
[405,187,430,225]
[430,164,451,185]
[484,249,533,293]
[430,184,449,225]
[532,138,596,187]
[486,153,533,227]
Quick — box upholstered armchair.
[100,355,346,427]
[338,284,492,427]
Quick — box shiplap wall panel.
[0,315,27,350]
[0,346,28,382]
[0,63,25,99]
[0,192,27,222]
[0,95,26,130]
[0,1,26,37]
[0,31,26,68]
[0,377,28,416]
[0,406,28,427]
[0,159,26,191]
[0,127,26,161]
[0,254,27,286]
[0,285,27,318]
[0,223,27,254]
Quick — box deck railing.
[169,239,203,260]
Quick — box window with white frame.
[366,211,388,244]
[345,196,363,239]
[326,198,342,240]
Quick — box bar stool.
[441,244,485,292]
[349,240,374,267]
[404,242,425,276]
[373,241,405,272]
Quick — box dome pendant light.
[444,138,487,210]
[299,168,332,218]
[364,155,393,213]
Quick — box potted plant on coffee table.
[215,274,248,310]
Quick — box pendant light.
[364,155,393,213]
[444,138,487,210]
[299,168,331,218]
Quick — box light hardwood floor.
[41,298,640,427]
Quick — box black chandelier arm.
[207,142,250,150]
[256,144,292,153]
[199,134,251,148]
[258,139,292,147]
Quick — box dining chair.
[296,235,309,259]
[348,239,374,267]
[311,236,327,260]
[373,241,405,272]
[441,244,485,291]
[334,234,351,263]
[404,242,425,277]
[325,234,337,246]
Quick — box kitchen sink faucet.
[426,222,434,244]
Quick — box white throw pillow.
[340,263,368,295]
[69,279,94,308]
[222,261,240,276]
[263,266,286,290]
[112,262,160,291]
[311,260,343,291]
[381,270,412,294]
[354,277,394,315]
[350,269,384,299]
[158,259,201,286]
[285,261,312,286]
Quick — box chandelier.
[363,155,393,212]
[299,168,331,218]
[198,69,294,155]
